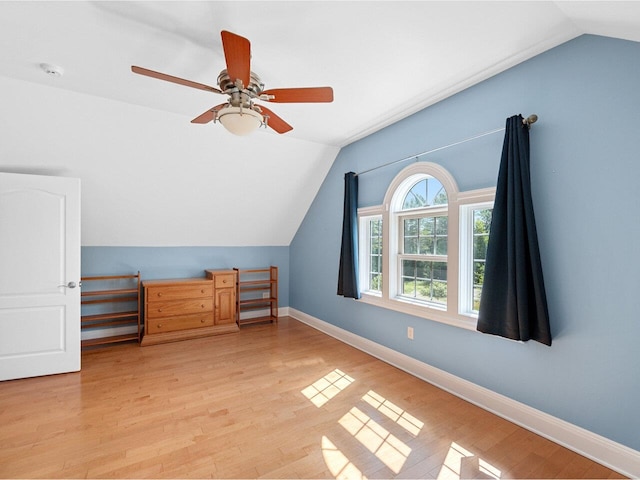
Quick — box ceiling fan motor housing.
[217,69,264,96]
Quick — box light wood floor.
[0,317,625,479]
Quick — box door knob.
[58,281,78,289]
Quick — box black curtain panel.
[477,115,552,346]
[337,172,360,299]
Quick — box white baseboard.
[288,308,640,478]
[240,306,289,320]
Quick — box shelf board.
[81,295,138,305]
[239,286,274,293]
[238,279,276,286]
[239,298,276,305]
[81,334,138,348]
[81,288,139,297]
[81,311,138,322]
[239,315,277,326]
[81,319,138,330]
[236,268,271,274]
[82,274,140,281]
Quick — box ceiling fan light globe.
[218,106,263,136]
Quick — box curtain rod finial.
[523,114,538,126]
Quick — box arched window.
[358,162,495,330]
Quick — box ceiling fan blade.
[131,66,223,94]
[261,87,334,103]
[221,30,251,89]
[191,104,228,124]
[258,106,293,134]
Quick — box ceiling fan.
[131,30,334,135]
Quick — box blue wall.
[290,35,640,451]
[82,246,289,306]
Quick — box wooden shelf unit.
[234,266,278,326]
[80,273,141,348]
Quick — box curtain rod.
[356,114,538,176]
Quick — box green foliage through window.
[401,260,447,305]
[472,208,492,311]
[368,218,383,293]
[402,177,447,210]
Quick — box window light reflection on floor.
[339,406,412,474]
[321,435,368,480]
[362,390,424,436]
[437,442,501,480]
[301,369,355,408]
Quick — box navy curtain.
[477,115,551,346]
[337,172,360,299]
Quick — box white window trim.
[357,163,495,332]
[458,188,495,318]
[358,206,383,296]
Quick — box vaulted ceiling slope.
[0,2,638,246]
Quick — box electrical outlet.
[407,326,414,340]
[262,292,270,299]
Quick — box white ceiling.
[0,1,639,246]
[1,1,639,147]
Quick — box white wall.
[0,76,339,246]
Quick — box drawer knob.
[157,324,162,328]
[201,304,205,308]
[157,308,162,312]
[157,292,163,297]
[200,319,205,323]
[201,289,205,293]
[223,279,227,283]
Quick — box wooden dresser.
[141,271,238,346]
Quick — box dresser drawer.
[147,298,214,318]
[214,274,235,289]
[147,313,214,334]
[146,283,213,302]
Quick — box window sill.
[358,292,478,332]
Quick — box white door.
[0,173,81,381]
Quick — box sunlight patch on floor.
[322,435,368,480]
[338,406,411,473]
[301,369,355,408]
[437,442,501,480]
[362,390,424,436]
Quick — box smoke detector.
[40,63,64,77]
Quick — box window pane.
[471,208,492,312]
[403,181,427,209]
[436,237,448,255]
[365,217,383,293]
[404,219,418,254]
[402,177,448,210]
[399,259,447,305]
[404,218,418,235]
[435,216,448,235]
[404,237,418,254]
[473,235,488,260]
[371,238,381,255]
[416,260,431,279]
[371,218,382,236]
[473,285,482,311]
[371,255,380,273]
[433,262,447,281]
[402,260,416,277]
[415,279,431,301]
[433,280,448,304]
[419,217,434,236]
[474,209,492,233]
[371,273,381,291]
[419,236,434,255]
